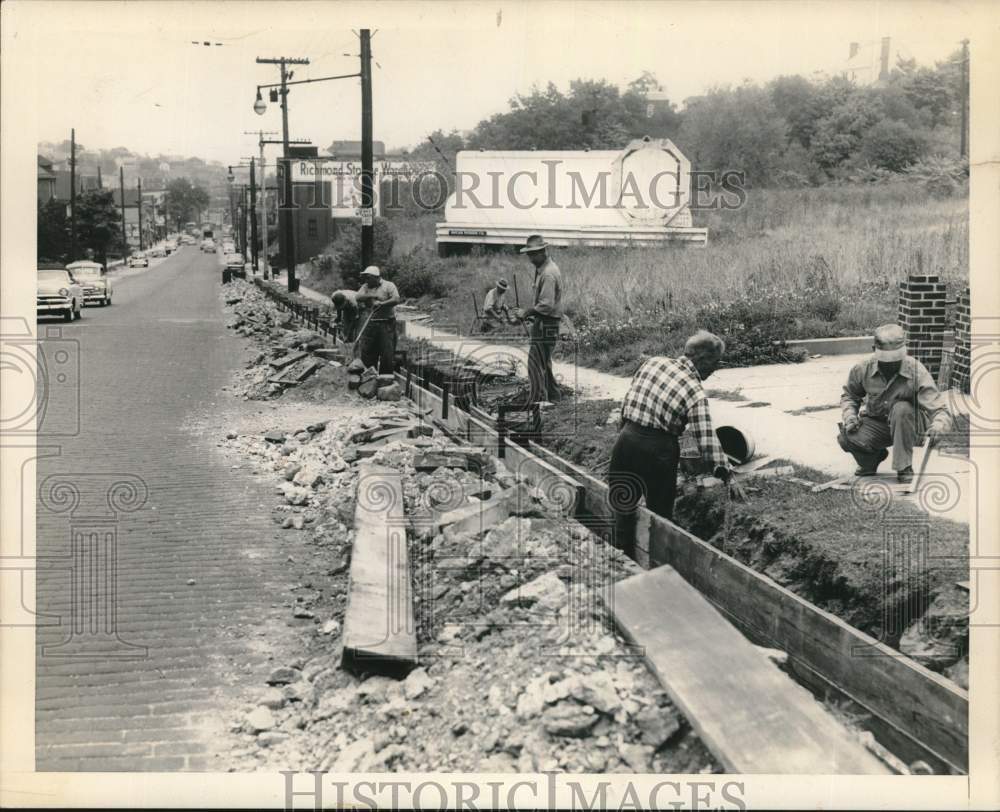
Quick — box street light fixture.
[253,89,266,116]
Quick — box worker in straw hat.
[513,235,563,404]
[481,278,514,331]
[355,265,401,374]
[838,323,951,483]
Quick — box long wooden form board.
[397,370,968,773]
[341,463,417,676]
[610,565,888,773]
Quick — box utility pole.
[959,39,969,160]
[137,177,144,250]
[70,128,77,261]
[249,157,259,274]
[119,165,128,259]
[360,29,374,269]
[256,56,309,292]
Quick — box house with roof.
[38,156,58,202]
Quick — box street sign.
[360,208,374,226]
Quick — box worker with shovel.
[608,330,738,561]
[356,266,401,374]
[838,324,950,484]
[481,278,516,332]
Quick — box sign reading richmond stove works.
[290,159,436,217]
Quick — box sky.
[9,0,986,165]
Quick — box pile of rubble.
[222,280,346,400]
[219,402,719,774]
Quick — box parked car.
[221,241,235,254]
[149,245,166,257]
[180,235,196,245]
[127,251,149,268]
[164,240,178,254]
[37,266,84,321]
[201,240,216,253]
[66,260,113,306]
[224,253,246,278]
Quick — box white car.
[66,260,113,306]
[163,240,178,255]
[127,251,149,268]
[37,267,84,321]
[201,240,216,253]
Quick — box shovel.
[906,442,935,495]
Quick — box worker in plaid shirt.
[609,330,734,560]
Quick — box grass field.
[308,180,968,371]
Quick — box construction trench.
[216,277,968,775]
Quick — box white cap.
[873,324,906,362]
[361,265,381,278]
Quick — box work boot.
[897,466,914,484]
[855,448,889,476]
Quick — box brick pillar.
[950,286,971,393]
[898,274,947,379]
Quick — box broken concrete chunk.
[403,667,435,700]
[266,666,301,685]
[541,701,598,737]
[260,688,287,710]
[377,383,402,401]
[264,430,286,444]
[245,706,276,732]
[634,705,682,749]
[293,464,324,488]
[501,570,567,612]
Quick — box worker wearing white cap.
[356,266,401,374]
[838,323,951,483]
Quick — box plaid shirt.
[621,355,729,470]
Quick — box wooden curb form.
[395,369,968,775]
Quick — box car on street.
[37,266,84,321]
[164,239,178,255]
[180,235,196,245]
[224,252,246,278]
[66,260,114,306]
[127,251,149,268]
[149,245,166,257]
[201,239,216,253]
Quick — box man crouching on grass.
[609,331,735,562]
[838,323,951,483]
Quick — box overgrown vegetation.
[400,54,966,192]
[375,181,967,371]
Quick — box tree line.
[404,52,967,190]
[38,177,210,265]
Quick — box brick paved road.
[35,248,303,770]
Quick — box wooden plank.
[413,452,472,472]
[341,463,417,676]
[524,439,969,774]
[398,373,968,772]
[269,350,308,370]
[436,494,512,536]
[608,566,889,774]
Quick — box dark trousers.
[527,316,561,403]
[608,421,680,561]
[837,401,924,471]
[359,319,396,374]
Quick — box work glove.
[714,465,732,483]
[844,416,861,433]
[925,425,944,448]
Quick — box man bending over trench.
[609,330,735,561]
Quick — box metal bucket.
[715,425,756,465]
